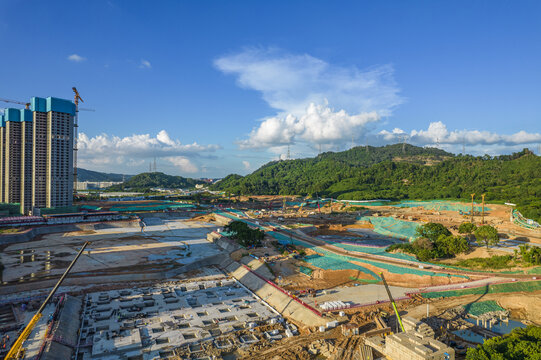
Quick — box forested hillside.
[212,145,541,222]
[107,172,205,192]
[78,168,132,182]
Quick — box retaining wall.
[0,220,139,245]
[222,260,327,327]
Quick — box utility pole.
[481,194,486,224]
[470,193,475,223]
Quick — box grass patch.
[348,276,380,284]
[421,280,541,299]
[454,255,513,269]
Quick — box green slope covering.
[107,172,206,192]
[212,145,541,222]
[421,280,541,299]
[463,300,505,316]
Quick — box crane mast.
[72,87,84,196]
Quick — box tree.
[466,325,541,360]
[224,221,265,247]
[474,225,499,249]
[437,235,470,255]
[415,223,451,242]
[458,222,476,240]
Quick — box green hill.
[78,168,132,182]
[212,145,541,222]
[107,172,206,192]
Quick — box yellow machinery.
[5,241,90,360]
[380,272,405,333]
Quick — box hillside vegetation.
[212,144,541,222]
[78,168,132,182]
[107,172,205,192]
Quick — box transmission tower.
[287,144,291,160]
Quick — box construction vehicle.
[380,272,405,333]
[5,242,90,360]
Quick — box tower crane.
[72,87,83,194]
[0,98,30,109]
[4,242,90,360]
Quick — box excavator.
[4,242,90,360]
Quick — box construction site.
[0,196,540,360]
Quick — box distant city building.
[76,181,123,190]
[0,97,75,213]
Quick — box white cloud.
[140,59,152,69]
[238,102,380,149]
[242,161,250,170]
[215,48,402,149]
[67,54,86,62]
[378,121,541,147]
[167,156,199,173]
[77,130,218,172]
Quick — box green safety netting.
[40,205,80,215]
[391,200,490,213]
[110,201,195,212]
[267,230,467,279]
[358,216,420,242]
[463,301,505,316]
[80,205,102,211]
[317,237,418,262]
[0,203,22,216]
[303,254,380,280]
[421,281,541,299]
[299,266,313,276]
[340,200,391,207]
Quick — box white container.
[326,320,338,329]
[319,326,326,332]
[339,311,345,317]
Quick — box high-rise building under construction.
[0,97,75,214]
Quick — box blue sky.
[1,0,540,177]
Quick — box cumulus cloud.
[140,59,152,69]
[378,121,541,147]
[215,48,402,149]
[67,54,86,62]
[166,156,199,173]
[78,130,218,172]
[238,103,380,149]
